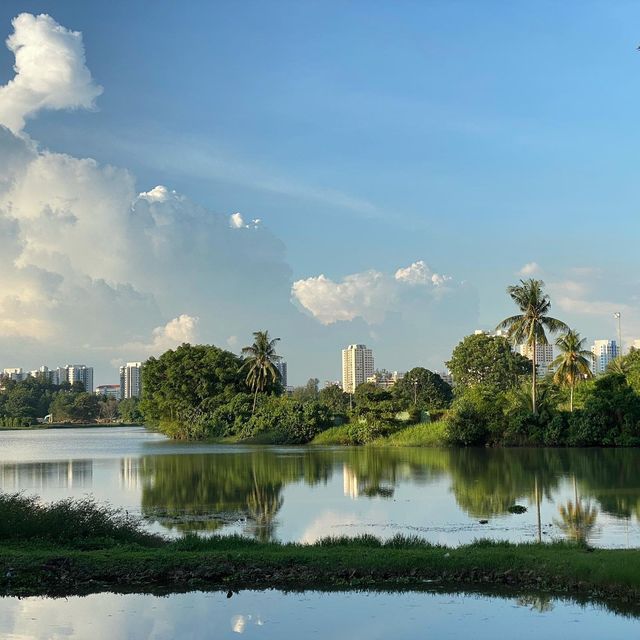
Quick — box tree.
[118,397,143,423]
[496,279,568,414]
[291,378,320,402]
[140,343,247,437]
[318,384,350,417]
[241,330,282,412]
[393,367,452,410]
[552,330,593,411]
[447,333,530,391]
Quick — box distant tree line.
[0,376,143,425]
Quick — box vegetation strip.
[2,537,640,607]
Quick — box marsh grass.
[0,493,161,546]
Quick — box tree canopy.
[446,333,530,391]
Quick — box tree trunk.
[532,341,537,415]
[252,388,259,414]
[570,384,574,413]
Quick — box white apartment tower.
[341,344,374,394]
[56,365,93,392]
[518,343,555,377]
[590,340,619,375]
[120,362,143,399]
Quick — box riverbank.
[2,536,640,611]
[0,422,142,431]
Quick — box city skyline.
[1,6,640,386]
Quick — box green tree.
[496,279,568,414]
[140,343,247,438]
[446,333,530,391]
[318,384,350,418]
[552,330,593,411]
[118,397,143,423]
[393,367,452,410]
[291,378,320,402]
[241,330,282,412]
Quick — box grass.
[311,421,447,446]
[372,421,447,446]
[2,492,640,613]
[0,492,161,547]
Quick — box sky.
[0,1,640,386]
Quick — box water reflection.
[1,439,639,546]
[0,460,92,490]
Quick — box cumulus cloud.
[0,13,480,384]
[0,13,102,133]
[517,262,540,276]
[292,261,454,325]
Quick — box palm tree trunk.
[252,388,259,414]
[570,384,574,413]
[532,341,537,415]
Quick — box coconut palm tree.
[552,329,593,412]
[496,279,568,414]
[241,330,282,412]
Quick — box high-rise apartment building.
[120,362,142,399]
[367,369,404,390]
[518,343,555,377]
[590,340,619,375]
[3,368,24,382]
[275,361,288,388]
[61,365,94,392]
[341,344,374,394]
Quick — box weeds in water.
[0,492,162,546]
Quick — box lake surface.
[1,426,639,547]
[0,589,638,639]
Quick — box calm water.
[0,590,638,639]
[1,426,640,547]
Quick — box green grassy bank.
[3,537,640,611]
[1,493,640,611]
[311,421,447,446]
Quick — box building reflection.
[120,457,142,490]
[0,460,93,490]
[342,464,394,499]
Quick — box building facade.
[275,361,288,388]
[518,342,555,377]
[590,340,619,375]
[3,368,24,382]
[61,365,94,392]
[120,362,142,399]
[366,369,404,390]
[95,384,122,400]
[341,344,374,394]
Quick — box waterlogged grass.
[311,421,447,446]
[0,493,161,546]
[3,493,640,609]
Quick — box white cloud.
[0,13,102,133]
[517,262,540,276]
[394,260,451,287]
[292,261,454,325]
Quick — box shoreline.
[2,538,640,614]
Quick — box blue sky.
[0,2,639,384]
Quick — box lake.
[1,588,640,639]
[0,426,638,547]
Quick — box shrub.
[0,493,160,546]
[445,406,488,446]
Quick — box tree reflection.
[555,499,598,545]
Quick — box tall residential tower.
[341,344,374,394]
[120,362,143,399]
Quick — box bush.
[0,493,160,546]
[445,406,488,446]
[242,396,332,444]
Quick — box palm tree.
[552,329,593,412]
[496,279,568,414]
[241,330,281,412]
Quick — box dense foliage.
[446,333,530,390]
